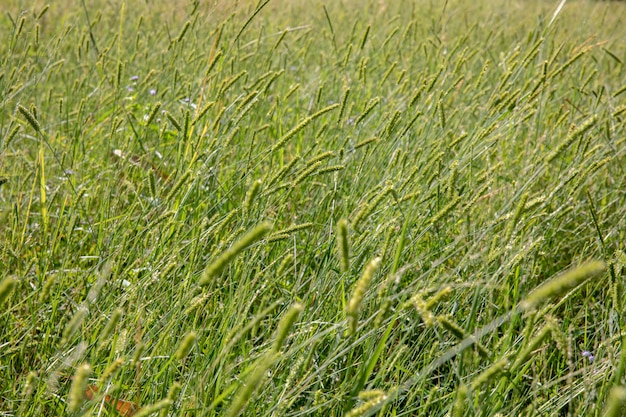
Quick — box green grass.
[1,0,625,415]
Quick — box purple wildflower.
[130,75,139,82]
[150,89,156,95]
[582,350,595,363]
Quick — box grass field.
[1,0,626,415]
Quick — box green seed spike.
[381,61,397,85]
[62,307,88,345]
[437,98,446,130]
[451,384,468,417]
[243,179,262,213]
[355,97,380,127]
[445,161,458,200]
[291,161,321,186]
[273,303,303,352]
[337,87,350,124]
[510,324,552,372]
[359,24,370,50]
[17,104,41,133]
[133,400,174,417]
[602,387,626,417]
[352,185,394,231]
[225,351,279,417]
[148,169,157,198]
[306,151,334,166]
[14,16,25,40]
[270,103,339,153]
[284,83,300,100]
[68,364,91,412]
[505,192,528,242]
[549,49,587,80]
[0,276,16,306]
[546,115,597,163]
[315,165,344,176]
[347,257,381,336]
[267,156,300,187]
[176,20,191,43]
[268,234,292,242]
[271,222,314,237]
[37,4,50,19]
[200,222,272,285]
[438,316,490,358]
[145,101,162,126]
[337,219,350,273]
[430,195,461,226]
[116,61,123,89]
[354,136,377,150]
[276,254,294,277]
[174,331,197,360]
[100,358,124,382]
[156,384,181,417]
[470,358,509,390]
[345,393,388,417]
[165,112,181,131]
[425,286,452,310]
[165,170,191,201]
[342,43,353,67]
[519,261,605,311]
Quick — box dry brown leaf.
[85,385,141,417]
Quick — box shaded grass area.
[1,0,626,415]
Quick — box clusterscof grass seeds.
[1,0,625,415]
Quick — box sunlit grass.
[1,0,625,415]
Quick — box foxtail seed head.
[200,222,272,285]
[519,261,605,311]
[0,276,16,306]
[337,219,350,273]
[602,386,626,417]
[68,363,91,412]
[347,257,381,335]
[451,384,468,417]
[62,307,88,345]
[17,104,41,133]
[244,179,262,213]
[175,331,197,360]
[274,303,303,352]
[225,352,279,417]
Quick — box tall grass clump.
[1,0,625,415]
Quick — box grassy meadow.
[1,0,626,415]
